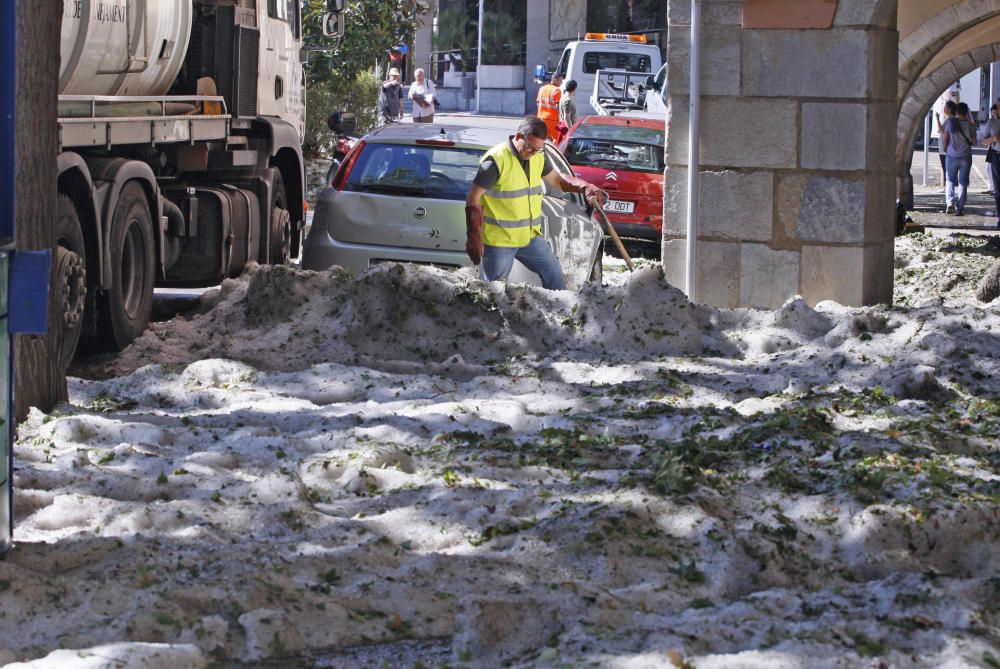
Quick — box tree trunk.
[14,0,65,422]
[976,256,1000,303]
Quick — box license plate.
[603,199,635,214]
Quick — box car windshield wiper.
[352,183,427,196]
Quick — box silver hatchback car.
[301,123,604,289]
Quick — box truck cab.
[549,33,662,116]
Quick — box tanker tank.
[59,0,193,97]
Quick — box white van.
[549,33,663,116]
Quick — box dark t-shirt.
[473,138,553,190]
[381,81,403,118]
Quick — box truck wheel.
[55,195,87,369]
[267,171,291,265]
[100,182,155,351]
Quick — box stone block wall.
[663,0,898,309]
[478,90,527,115]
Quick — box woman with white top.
[983,103,1000,227]
[409,68,436,124]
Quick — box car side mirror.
[645,75,656,90]
[327,111,357,134]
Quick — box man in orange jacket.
[535,73,563,141]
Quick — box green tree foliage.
[303,70,380,154]
[301,0,425,152]
[432,6,477,73]
[482,10,525,65]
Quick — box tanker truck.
[54,0,334,367]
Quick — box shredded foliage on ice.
[6,237,1000,668]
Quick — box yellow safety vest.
[480,142,545,248]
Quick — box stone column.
[662,0,898,308]
[526,0,551,116]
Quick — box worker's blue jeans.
[482,235,565,290]
[946,154,972,213]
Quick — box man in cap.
[379,67,404,125]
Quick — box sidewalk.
[909,154,1000,234]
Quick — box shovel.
[588,194,635,271]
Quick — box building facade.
[413,0,666,114]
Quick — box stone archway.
[898,0,1000,108]
[896,42,1000,181]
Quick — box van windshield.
[556,49,569,78]
[582,51,652,74]
[343,144,484,201]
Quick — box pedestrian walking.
[379,68,404,126]
[983,104,1000,226]
[535,73,563,142]
[985,104,999,196]
[557,79,579,144]
[942,101,976,216]
[408,68,436,124]
[464,116,606,290]
[936,100,956,194]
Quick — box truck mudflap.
[255,116,305,251]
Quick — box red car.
[559,114,664,248]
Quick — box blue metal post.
[0,0,17,553]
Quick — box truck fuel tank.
[60,0,193,97]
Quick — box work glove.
[583,184,608,207]
[562,175,607,207]
[465,205,484,265]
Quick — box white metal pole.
[685,0,701,301]
[922,110,930,187]
[476,0,484,114]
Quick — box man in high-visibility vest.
[536,73,563,141]
[465,116,606,290]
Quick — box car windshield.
[343,143,484,200]
[564,132,665,174]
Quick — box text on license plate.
[603,199,635,214]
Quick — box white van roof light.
[584,32,647,43]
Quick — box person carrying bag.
[942,102,975,216]
[409,68,436,124]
